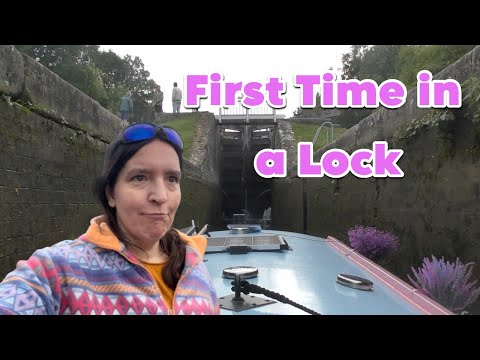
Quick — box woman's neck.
[128,241,168,263]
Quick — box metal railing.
[220,104,275,115]
[217,105,284,123]
[312,121,334,147]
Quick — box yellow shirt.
[142,261,175,310]
[139,231,208,311]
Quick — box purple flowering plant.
[408,255,480,313]
[347,225,399,261]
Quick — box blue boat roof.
[204,228,453,315]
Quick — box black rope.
[232,280,321,315]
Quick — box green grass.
[161,113,199,159]
[291,122,348,153]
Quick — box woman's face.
[107,140,181,246]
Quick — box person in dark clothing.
[152,85,164,119]
[119,91,134,121]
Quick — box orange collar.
[85,215,207,256]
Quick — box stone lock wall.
[272,46,480,283]
[0,46,222,277]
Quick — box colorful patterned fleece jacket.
[0,216,220,315]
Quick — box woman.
[0,123,220,315]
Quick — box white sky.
[100,45,352,117]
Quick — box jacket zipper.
[171,259,202,315]
[114,250,171,314]
[100,243,201,315]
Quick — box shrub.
[408,255,480,313]
[347,225,399,261]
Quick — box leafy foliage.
[341,45,402,83]
[408,255,480,313]
[340,45,370,81]
[330,45,476,128]
[340,45,475,87]
[348,225,399,261]
[15,45,159,123]
[396,45,476,89]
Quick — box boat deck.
[204,229,453,315]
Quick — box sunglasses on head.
[122,123,183,150]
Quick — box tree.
[340,45,369,80]
[15,45,108,105]
[341,45,402,83]
[336,45,476,128]
[122,55,157,122]
[16,45,100,72]
[15,45,160,122]
[396,45,476,89]
[93,50,129,90]
[93,50,131,114]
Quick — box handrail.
[312,121,334,147]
